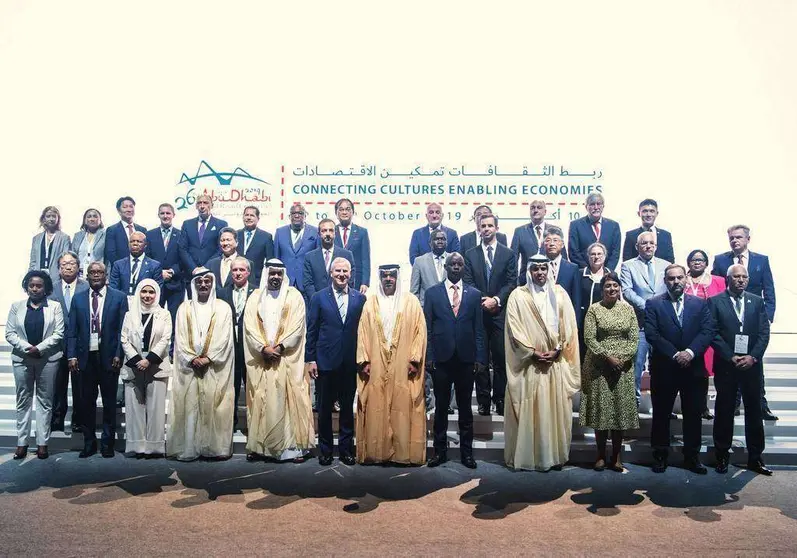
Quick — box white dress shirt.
[444,278,463,308]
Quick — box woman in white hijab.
[120,278,172,458]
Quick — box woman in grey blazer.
[29,206,72,278]
[71,208,106,277]
[5,270,65,459]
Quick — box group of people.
[6,192,776,477]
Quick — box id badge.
[734,334,749,354]
[90,332,99,345]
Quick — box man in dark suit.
[303,218,354,305]
[145,203,184,328]
[206,227,244,290]
[334,198,371,293]
[568,193,622,270]
[644,264,715,474]
[273,203,319,295]
[237,205,274,286]
[511,199,568,276]
[179,194,229,292]
[305,257,366,466]
[463,214,517,416]
[622,198,675,263]
[104,196,147,267]
[109,232,163,296]
[425,252,487,469]
[49,251,89,432]
[711,224,777,420]
[408,203,460,264]
[66,262,128,458]
[460,205,508,254]
[540,226,581,321]
[216,256,256,432]
[709,264,772,476]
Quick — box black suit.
[622,227,675,264]
[459,231,508,255]
[217,282,256,430]
[237,228,274,286]
[510,222,568,282]
[709,291,770,462]
[463,243,517,408]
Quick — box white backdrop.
[1,2,795,345]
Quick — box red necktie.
[451,285,460,316]
[342,226,349,247]
[592,221,601,239]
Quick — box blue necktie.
[486,245,494,281]
[647,259,655,286]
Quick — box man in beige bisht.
[243,259,314,462]
[167,268,235,461]
[356,264,427,465]
[504,254,581,471]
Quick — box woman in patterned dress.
[579,271,639,472]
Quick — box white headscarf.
[189,268,217,354]
[127,278,162,352]
[258,258,289,344]
[376,264,403,344]
[526,257,560,335]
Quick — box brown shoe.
[610,458,624,472]
[594,458,606,471]
[36,446,49,460]
[13,446,28,460]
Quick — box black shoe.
[702,410,714,420]
[748,459,773,476]
[71,423,85,435]
[495,401,505,416]
[763,410,779,421]
[669,412,678,420]
[477,405,490,417]
[427,453,448,467]
[447,406,455,415]
[318,454,333,466]
[340,454,356,466]
[101,446,115,458]
[51,420,65,432]
[652,455,668,473]
[79,443,97,458]
[461,455,477,469]
[715,455,729,474]
[734,406,741,417]
[684,457,707,475]
[246,452,260,462]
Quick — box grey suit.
[72,229,107,274]
[29,231,71,278]
[410,252,446,307]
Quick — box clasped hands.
[731,355,755,370]
[480,296,500,315]
[673,351,694,368]
[261,344,283,363]
[532,348,561,364]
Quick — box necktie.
[127,223,134,237]
[535,225,543,253]
[550,260,558,282]
[342,226,349,247]
[221,258,231,285]
[130,257,140,294]
[245,230,253,253]
[293,230,302,251]
[337,291,347,322]
[198,218,207,243]
[235,288,245,320]
[737,254,745,266]
[324,249,331,273]
[435,256,444,281]
[162,228,170,249]
[592,221,601,239]
[486,245,494,281]
[675,298,683,326]
[64,284,72,312]
[451,284,460,316]
[646,259,655,286]
[91,290,100,333]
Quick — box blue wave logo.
[178,160,269,186]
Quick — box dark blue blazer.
[237,228,274,286]
[552,259,582,325]
[711,251,775,322]
[424,282,487,365]
[408,225,460,265]
[334,224,371,289]
[708,291,770,371]
[644,293,715,377]
[109,255,163,294]
[459,231,508,255]
[66,287,128,371]
[206,256,253,290]
[622,226,675,263]
[305,287,366,372]
[145,226,183,292]
[568,217,622,270]
[179,215,229,272]
[104,222,147,267]
[273,224,319,291]
[511,223,568,283]
[302,246,354,304]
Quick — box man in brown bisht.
[356,264,428,464]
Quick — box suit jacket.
[335,223,371,289]
[49,278,89,321]
[708,291,770,376]
[273,224,319,291]
[711,251,776,322]
[511,222,569,283]
[622,226,675,263]
[109,255,164,295]
[463,243,517,324]
[29,230,72,278]
[66,287,129,371]
[178,215,229,272]
[459,231,508,255]
[305,287,366,372]
[410,251,446,307]
[5,299,65,363]
[145,226,183,292]
[237,227,274,286]
[408,225,460,265]
[217,282,257,366]
[568,216,622,270]
[644,293,715,378]
[104,222,147,267]
[620,256,669,326]
[206,255,252,290]
[302,246,354,304]
[120,307,172,381]
[552,259,581,324]
[72,228,106,271]
[424,282,487,365]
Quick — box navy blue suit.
[145,226,184,326]
[711,251,775,322]
[334,223,371,289]
[179,215,229,273]
[66,287,128,450]
[568,217,622,270]
[623,227,675,263]
[459,231,508,255]
[511,222,569,284]
[237,227,274,286]
[104,222,147,267]
[551,259,582,325]
[306,287,366,458]
[408,225,460,265]
[273,224,319,292]
[109,255,163,295]
[302,246,354,305]
[645,293,715,459]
